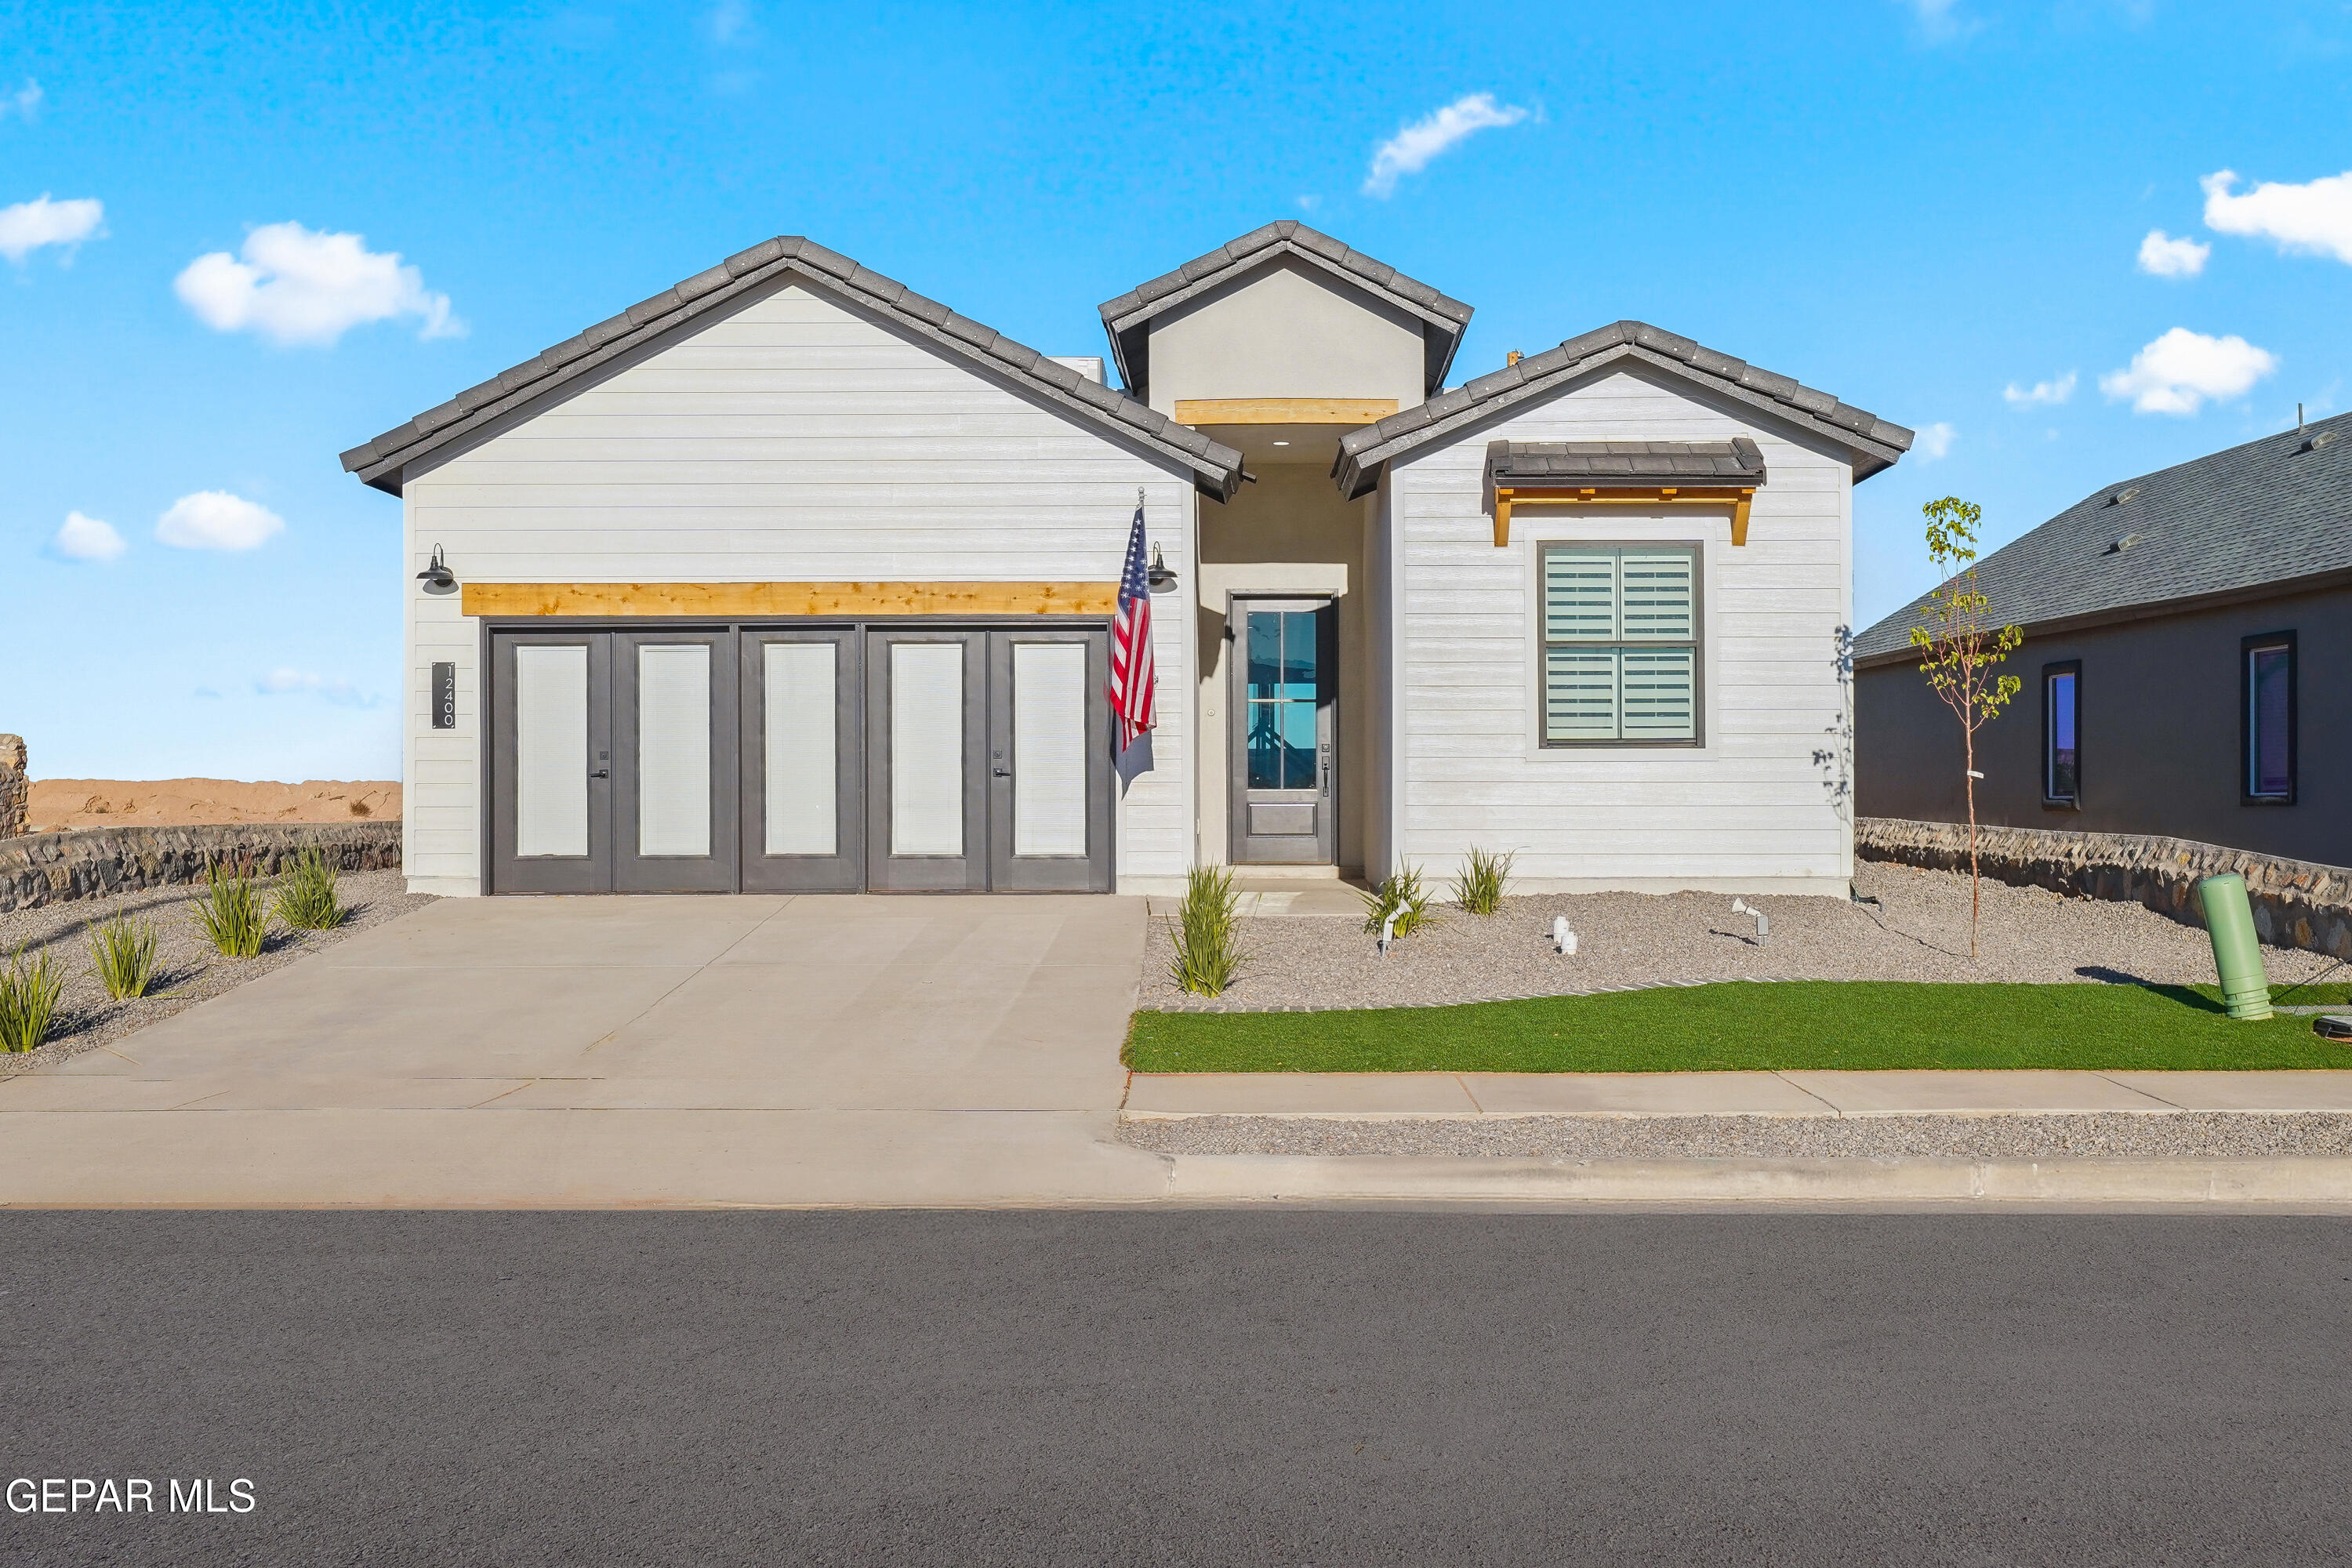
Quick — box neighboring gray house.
[343,220,1911,898]
[1855,412,2352,866]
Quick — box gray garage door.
[489,624,1112,895]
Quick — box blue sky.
[5,0,2349,781]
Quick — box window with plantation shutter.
[1540,545,1700,745]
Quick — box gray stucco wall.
[1856,580,2352,866]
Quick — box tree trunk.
[1965,724,1980,963]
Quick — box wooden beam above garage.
[460,581,1121,619]
[1173,397,1399,426]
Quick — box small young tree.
[1908,497,2024,960]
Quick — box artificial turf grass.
[1122,980,2352,1075]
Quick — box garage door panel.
[740,630,862,891]
[865,630,988,891]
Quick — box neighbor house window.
[2243,632,2296,804]
[1541,544,1699,745]
[2043,661,2080,807]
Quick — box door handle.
[993,768,1012,778]
[590,768,610,779]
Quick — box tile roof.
[1097,220,1472,400]
[340,236,1246,501]
[1333,320,1913,499]
[1486,437,1767,486]
[1853,412,2352,662]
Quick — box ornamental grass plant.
[274,848,348,931]
[0,944,66,1054]
[87,909,160,1000]
[1169,866,1246,998]
[1451,847,1515,916]
[192,862,272,958]
[1360,864,1436,940]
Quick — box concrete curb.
[1164,1152,2352,1207]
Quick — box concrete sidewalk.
[1123,1069,2352,1118]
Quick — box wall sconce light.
[415,544,456,592]
[1146,543,1178,593]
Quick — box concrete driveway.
[0,895,1171,1206]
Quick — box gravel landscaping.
[1119,1111,2352,1161]
[0,868,433,1077]
[1138,860,2343,1012]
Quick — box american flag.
[1109,499,1156,750]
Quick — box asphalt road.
[5,1210,2351,1566]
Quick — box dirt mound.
[27,779,402,832]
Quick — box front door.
[1229,598,1336,865]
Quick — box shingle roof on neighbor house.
[1333,320,1914,499]
[1097,220,1473,401]
[340,236,1247,501]
[1486,437,1768,487]
[1853,411,2352,665]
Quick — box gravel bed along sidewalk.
[0,867,434,1077]
[1118,1111,2352,1162]
[1138,860,2343,1012]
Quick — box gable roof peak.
[1332,320,1914,499]
[1098,220,1472,399]
[339,234,1244,500]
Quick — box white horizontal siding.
[400,278,1193,891]
[1392,365,1857,891]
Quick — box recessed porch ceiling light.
[1272,440,1290,446]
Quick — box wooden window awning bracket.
[1492,486,1757,548]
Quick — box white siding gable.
[399,278,1193,892]
[1387,365,1856,894]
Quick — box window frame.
[2241,630,2298,806]
[2041,659,2081,809]
[1535,541,1705,750]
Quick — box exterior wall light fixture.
[1146,544,1178,593]
[416,544,456,592]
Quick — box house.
[341,222,1913,897]
[1854,412,2352,866]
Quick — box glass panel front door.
[1230,599,1336,865]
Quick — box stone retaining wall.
[0,736,25,842]
[0,822,402,914]
[1857,817,2352,960]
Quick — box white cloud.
[0,194,104,263]
[173,221,463,347]
[2003,370,2078,408]
[51,510,125,562]
[1915,422,1957,459]
[708,0,753,43]
[2137,229,2209,278]
[2099,327,2278,416]
[1903,0,1978,42]
[255,669,382,709]
[2202,169,2352,265]
[1363,93,1530,198]
[2,78,39,121]
[155,491,285,551]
